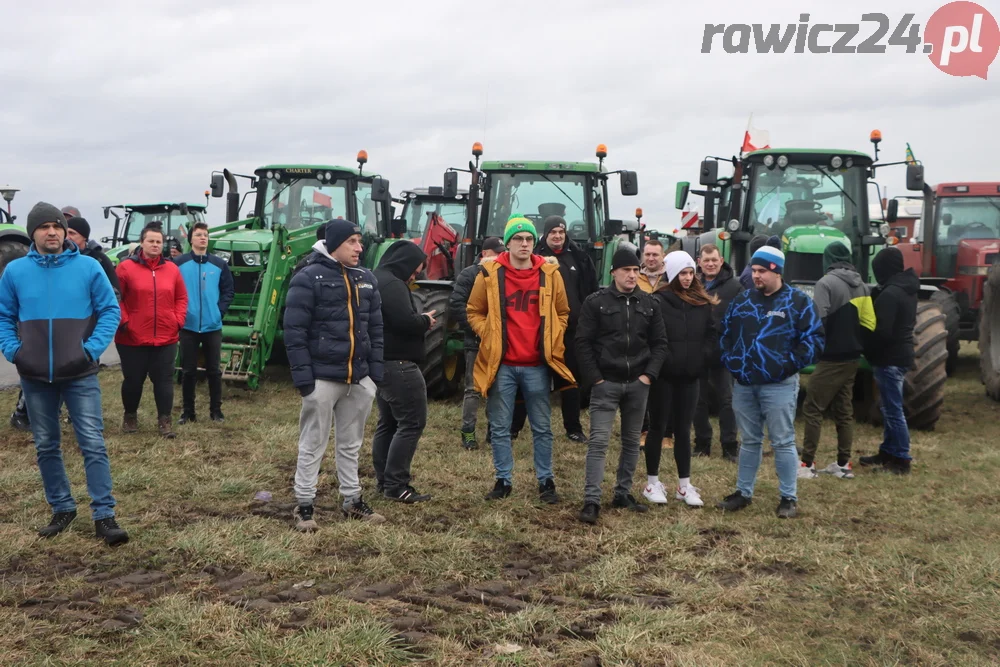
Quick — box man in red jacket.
[114,223,188,438]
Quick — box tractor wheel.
[980,263,1000,401]
[412,287,462,399]
[930,289,961,376]
[0,240,28,277]
[902,301,949,430]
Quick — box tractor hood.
[210,227,274,253]
[781,225,851,254]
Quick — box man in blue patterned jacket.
[283,219,385,531]
[716,246,824,519]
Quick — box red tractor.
[887,182,1000,398]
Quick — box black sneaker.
[693,442,711,457]
[538,479,560,504]
[485,479,512,501]
[578,502,600,524]
[294,504,318,532]
[342,497,386,523]
[716,491,752,512]
[210,410,225,423]
[611,493,648,513]
[879,456,912,475]
[178,412,196,425]
[386,486,431,504]
[776,497,798,519]
[38,510,77,538]
[721,443,740,463]
[461,430,479,450]
[859,451,889,466]
[94,517,129,546]
[9,408,31,432]
[566,431,586,443]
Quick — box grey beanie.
[27,202,68,239]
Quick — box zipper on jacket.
[152,268,157,341]
[47,257,53,383]
[343,266,355,384]
[198,264,203,332]
[625,294,631,380]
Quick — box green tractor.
[205,153,393,389]
[101,200,210,264]
[683,132,948,430]
[0,208,31,276]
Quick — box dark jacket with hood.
[534,237,599,329]
[700,261,740,366]
[813,262,874,362]
[654,288,717,381]
[575,284,669,387]
[374,240,432,363]
[283,239,384,393]
[449,262,483,351]
[863,249,918,369]
[79,239,121,299]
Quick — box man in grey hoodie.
[799,242,875,479]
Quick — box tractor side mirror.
[390,217,406,237]
[103,207,110,220]
[700,159,719,186]
[619,171,639,196]
[210,173,225,198]
[905,164,924,191]
[943,213,953,226]
[675,181,690,210]
[371,177,391,203]
[605,219,624,236]
[443,172,459,199]
[886,199,898,223]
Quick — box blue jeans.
[21,374,117,520]
[732,375,800,501]
[874,365,911,460]
[486,364,553,484]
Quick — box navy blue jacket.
[283,241,384,391]
[721,283,824,386]
[0,242,120,383]
[174,251,234,333]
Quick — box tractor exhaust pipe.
[224,169,240,223]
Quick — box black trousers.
[373,360,428,494]
[644,377,699,479]
[179,329,223,415]
[117,343,177,418]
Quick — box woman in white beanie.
[642,251,719,507]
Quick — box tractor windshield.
[748,164,866,239]
[934,196,1000,276]
[123,208,206,246]
[260,178,350,231]
[403,199,467,241]
[484,172,588,240]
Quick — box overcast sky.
[2,0,997,237]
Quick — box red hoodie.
[498,252,543,366]
[115,252,188,347]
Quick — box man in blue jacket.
[717,246,824,519]
[0,202,128,546]
[283,219,385,531]
[174,221,234,424]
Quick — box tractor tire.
[980,263,1000,401]
[0,240,28,277]
[902,301,949,430]
[412,287,462,399]
[930,289,961,376]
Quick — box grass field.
[1,343,998,666]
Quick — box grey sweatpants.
[584,379,650,505]
[294,377,376,505]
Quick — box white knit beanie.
[665,251,697,284]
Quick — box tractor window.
[483,173,588,239]
[260,178,348,231]
[403,199,468,240]
[748,164,865,239]
[122,208,205,244]
[590,180,605,243]
[355,182,379,236]
[934,196,1000,277]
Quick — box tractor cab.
[443,143,639,282]
[102,201,209,264]
[391,187,470,281]
[924,183,1000,285]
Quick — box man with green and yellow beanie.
[466,213,575,504]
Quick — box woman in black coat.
[642,251,718,508]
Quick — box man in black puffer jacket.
[284,219,385,531]
[372,240,436,504]
[693,243,741,461]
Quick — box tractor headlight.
[325,172,333,180]
[266,171,274,179]
[242,252,260,266]
[213,250,232,262]
[845,158,854,168]
[879,223,891,236]
[727,218,741,232]
[830,156,843,169]
[763,155,775,168]
[777,155,789,169]
[959,266,990,276]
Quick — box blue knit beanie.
[750,246,785,275]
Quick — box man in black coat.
[448,236,504,450]
[693,243,741,461]
[530,215,599,442]
[372,240,437,503]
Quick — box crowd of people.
[0,203,920,543]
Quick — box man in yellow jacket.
[467,213,574,504]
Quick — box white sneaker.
[797,461,818,479]
[642,481,669,504]
[675,485,704,507]
[819,461,855,479]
